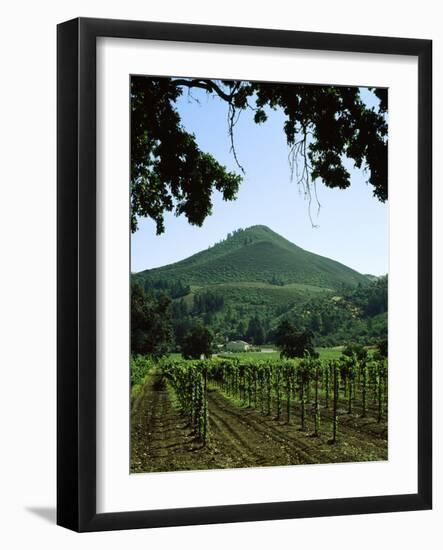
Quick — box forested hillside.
[131,227,387,350]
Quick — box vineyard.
[131,354,388,473]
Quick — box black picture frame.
[57,17,432,532]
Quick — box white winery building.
[225,340,251,352]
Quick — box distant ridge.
[134,225,368,290]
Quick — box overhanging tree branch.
[131,76,388,234]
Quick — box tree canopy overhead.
[131,77,387,234]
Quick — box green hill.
[134,225,368,290]
[132,227,386,348]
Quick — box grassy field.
[218,347,345,361]
[181,280,330,311]
[168,346,345,362]
[315,347,346,360]
[218,351,280,360]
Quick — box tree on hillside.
[347,276,388,317]
[143,278,190,299]
[246,316,265,345]
[181,323,214,359]
[234,320,246,341]
[131,282,173,358]
[275,319,316,359]
[131,77,387,234]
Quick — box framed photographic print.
[57,17,432,532]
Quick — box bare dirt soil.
[131,372,387,473]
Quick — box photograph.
[129,75,389,474]
[0,0,435,541]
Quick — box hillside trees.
[346,276,387,317]
[281,276,387,346]
[246,316,266,345]
[143,278,190,299]
[131,77,387,234]
[131,282,174,357]
[192,291,224,315]
[132,273,387,351]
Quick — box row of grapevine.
[206,354,387,443]
[162,360,209,445]
[147,354,387,445]
[130,355,154,400]
[131,354,154,386]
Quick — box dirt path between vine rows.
[131,372,387,474]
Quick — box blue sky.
[131,84,388,276]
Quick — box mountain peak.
[244,224,271,232]
[221,225,303,255]
[135,225,367,290]
[234,224,275,236]
[223,225,292,245]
